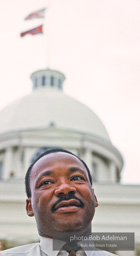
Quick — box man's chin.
[52,218,88,234]
[52,225,91,241]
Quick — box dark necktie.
[69,250,76,256]
[62,243,77,256]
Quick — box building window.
[34,77,38,89]
[58,79,62,89]
[50,76,54,86]
[0,161,3,180]
[42,76,46,86]
[116,169,120,182]
[92,162,98,182]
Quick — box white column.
[15,146,23,178]
[3,147,13,179]
[24,148,38,176]
[84,149,93,173]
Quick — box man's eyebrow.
[68,167,87,175]
[36,170,53,182]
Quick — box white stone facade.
[0,128,122,182]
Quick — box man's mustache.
[51,194,84,212]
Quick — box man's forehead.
[31,151,87,174]
[34,152,84,166]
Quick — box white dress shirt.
[40,236,87,256]
[39,236,117,256]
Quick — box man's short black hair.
[25,147,93,198]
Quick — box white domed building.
[0,69,122,182]
[0,69,140,256]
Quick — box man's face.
[26,152,98,237]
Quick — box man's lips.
[54,199,81,211]
[52,197,84,213]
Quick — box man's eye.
[71,176,85,181]
[40,180,54,186]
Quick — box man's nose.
[54,182,76,197]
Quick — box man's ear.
[94,194,98,208]
[26,198,34,217]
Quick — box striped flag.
[20,25,43,37]
[25,8,46,20]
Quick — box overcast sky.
[0,0,140,184]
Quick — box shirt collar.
[40,236,65,256]
[39,236,95,256]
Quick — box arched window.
[58,79,62,89]
[50,76,54,86]
[42,76,46,86]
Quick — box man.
[2,148,117,255]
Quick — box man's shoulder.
[1,243,40,255]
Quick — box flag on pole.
[25,8,46,20]
[20,25,43,37]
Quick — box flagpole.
[46,0,52,69]
[21,7,48,68]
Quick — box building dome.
[0,69,110,143]
[0,69,123,184]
